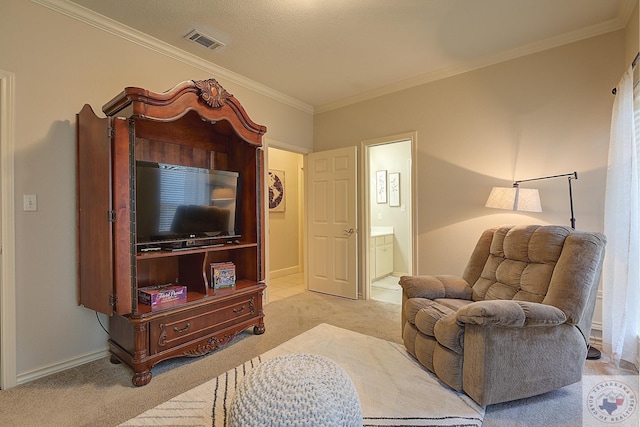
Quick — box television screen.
[135,161,240,245]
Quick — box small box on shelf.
[210,262,236,292]
[138,284,187,310]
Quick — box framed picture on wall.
[268,169,285,212]
[376,170,387,203]
[389,172,400,207]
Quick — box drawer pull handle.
[233,305,246,314]
[173,323,191,333]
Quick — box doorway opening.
[266,146,306,302]
[362,133,416,304]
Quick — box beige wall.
[0,1,313,381]
[315,31,625,278]
[267,148,303,277]
[626,1,639,64]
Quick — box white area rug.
[120,323,485,426]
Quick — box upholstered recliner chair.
[399,225,606,406]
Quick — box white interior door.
[307,147,358,299]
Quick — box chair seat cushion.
[414,302,454,336]
[404,298,438,326]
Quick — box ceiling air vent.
[184,30,225,51]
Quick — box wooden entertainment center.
[76,79,267,386]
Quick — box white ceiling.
[66,0,635,112]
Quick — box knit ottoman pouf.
[227,353,362,427]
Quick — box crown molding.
[618,0,638,26]
[315,16,627,114]
[30,0,314,115]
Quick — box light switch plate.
[23,194,37,211]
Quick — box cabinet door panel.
[112,118,133,314]
[375,245,393,278]
[76,105,114,315]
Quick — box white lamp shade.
[485,187,542,212]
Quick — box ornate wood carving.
[132,370,152,387]
[183,332,238,357]
[193,78,232,108]
[101,79,266,146]
[158,323,167,347]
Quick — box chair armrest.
[456,300,567,327]
[399,275,472,300]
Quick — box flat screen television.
[135,161,240,247]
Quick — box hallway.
[268,272,306,302]
[268,273,401,304]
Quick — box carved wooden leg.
[132,369,152,387]
[254,323,265,335]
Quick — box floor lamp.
[485,171,601,359]
[485,172,578,228]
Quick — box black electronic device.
[135,161,241,247]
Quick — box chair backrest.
[461,225,606,338]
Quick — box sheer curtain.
[602,65,639,369]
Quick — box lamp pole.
[567,174,576,229]
[514,172,578,229]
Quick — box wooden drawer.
[148,293,260,355]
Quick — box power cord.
[95,311,109,335]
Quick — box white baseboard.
[590,335,603,348]
[269,266,300,279]
[16,348,109,385]
[590,321,602,348]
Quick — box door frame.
[0,70,17,389]
[263,138,310,303]
[361,132,417,300]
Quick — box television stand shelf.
[76,79,267,386]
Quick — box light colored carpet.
[0,290,635,427]
[119,323,485,426]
